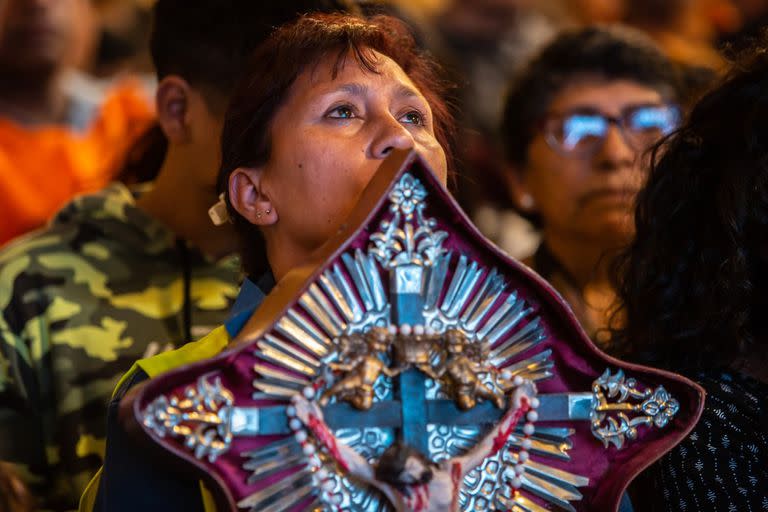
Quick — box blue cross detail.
[389,263,432,454]
[264,263,509,452]
[253,262,589,443]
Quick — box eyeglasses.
[541,104,680,158]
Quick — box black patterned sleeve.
[631,371,768,512]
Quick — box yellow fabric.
[79,325,231,511]
[201,482,218,512]
[111,324,230,398]
[0,81,153,245]
[78,467,101,512]
[136,325,230,378]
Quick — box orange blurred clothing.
[0,81,154,245]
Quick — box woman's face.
[256,49,447,255]
[510,79,666,247]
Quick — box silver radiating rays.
[244,173,587,511]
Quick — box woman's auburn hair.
[218,13,457,278]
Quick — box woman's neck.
[541,232,625,339]
[264,235,315,283]
[543,233,618,290]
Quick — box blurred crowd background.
[1,0,767,510]
[2,0,764,254]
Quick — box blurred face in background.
[0,0,89,73]
[438,0,526,43]
[507,78,678,247]
[567,0,626,23]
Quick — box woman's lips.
[579,187,639,207]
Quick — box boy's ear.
[156,75,192,144]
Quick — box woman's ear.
[502,163,536,213]
[229,167,277,226]
[156,76,192,144]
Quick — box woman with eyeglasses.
[500,26,681,345]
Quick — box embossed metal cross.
[230,262,595,453]
[136,165,691,512]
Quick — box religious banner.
[119,150,704,511]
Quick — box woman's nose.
[594,124,635,171]
[369,115,415,159]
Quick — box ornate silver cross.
[140,169,684,512]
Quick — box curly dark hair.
[611,42,768,372]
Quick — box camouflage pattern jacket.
[0,183,241,511]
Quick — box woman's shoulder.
[695,369,767,423]
[632,369,768,511]
[692,369,767,454]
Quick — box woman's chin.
[595,224,634,248]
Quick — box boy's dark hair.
[500,25,680,168]
[374,441,434,497]
[150,0,358,106]
[120,0,357,184]
[218,13,456,278]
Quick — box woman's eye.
[327,106,356,119]
[401,110,424,125]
